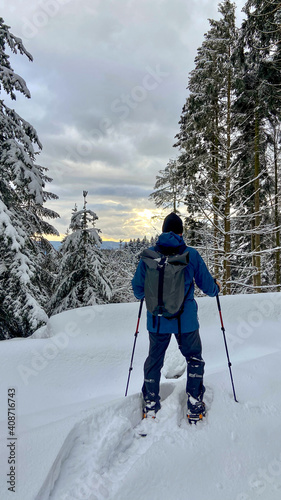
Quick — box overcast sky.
[2,0,245,241]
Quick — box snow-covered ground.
[1,292,281,500]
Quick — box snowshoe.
[136,401,159,437]
[187,394,206,424]
[143,400,158,420]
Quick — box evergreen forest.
[0,0,280,338]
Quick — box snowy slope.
[0,293,281,500]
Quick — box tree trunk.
[254,107,261,292]
[223,62,231,295]
[274,125,280,289]
[212,109,220,278]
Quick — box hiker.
[132,212,220,422]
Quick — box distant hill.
[101,241,123,250]
[49,241,62,251]
[49,241,123,251]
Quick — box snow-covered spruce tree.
[49,194,112,314]
[107,236,155,303]
[174,0,238,292]
[0,18,59,338]
[105,247,136,303]
[233,0,281,292]
[150,158,183,212]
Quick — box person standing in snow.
[132,212,220,422]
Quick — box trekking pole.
[216,293,238,403]
[125,298,144,397]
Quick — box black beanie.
[162,212,183,234]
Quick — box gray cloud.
[2,0,246,239]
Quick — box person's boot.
[143,400,158,419]
[187,393,206,424]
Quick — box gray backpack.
[140,249,190,319]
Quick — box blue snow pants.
[142,329,205,410]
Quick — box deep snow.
[1,292,281,500]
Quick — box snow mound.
[1,293,281,500]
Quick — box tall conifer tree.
[0,18,59,338]
[49,193,112,314]
[234,0,281,291]
[175,0,237,290]
[150,158,182,212]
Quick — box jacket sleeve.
[193,251,219,297]
[131,259,146,300]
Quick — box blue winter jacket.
[131,232,219,334]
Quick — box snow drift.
[0,292,281,500]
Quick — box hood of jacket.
[155,231,186,255]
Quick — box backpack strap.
[157,255,168,315]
